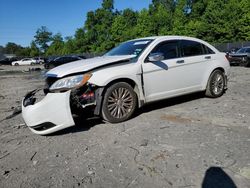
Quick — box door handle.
[176,60,185,64]
[205,56,211,59]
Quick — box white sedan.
[22,36,230,135]
[12,58,37,66]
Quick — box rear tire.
[205,70,225,98]
[101,82,137,123]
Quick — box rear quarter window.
[203,44,215,54]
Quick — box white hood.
[46,55,136,78]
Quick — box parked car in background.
[44,55,85,69]
[34,57,45,64]
[12,58,37,66]
[22,36,230,135]
[0,57,18,65]
[226,47,240,54]
[227,47,250,67]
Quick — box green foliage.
[3,0,250,57]
[150,4,173,35]
[30,41,40,57]
[102,0,114,11]
[34,26,53,52]
[62,37,77,55]
[111,9,138,44]
[46,33,64,56]
[3,42,30,57]
[4,42,23,54]
[238,0,250,40]
[172,0,189,35]
[134,9,155,37]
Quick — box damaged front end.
[22,74,103,135]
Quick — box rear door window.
[180,40,204,57]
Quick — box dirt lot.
[0,65,250,188]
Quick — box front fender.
[88,63,141,86]
[88,64,145,107]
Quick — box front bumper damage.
[22,89,75,135]
[22,85,100,135]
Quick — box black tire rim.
[211,73,224,95]
[107,87,133,119]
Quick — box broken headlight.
[49,74,92,91]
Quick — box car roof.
[127,35,218,53]
[130,36,204,42]
[128,36,214,47]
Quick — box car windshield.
[236,48,246,53]
[105,39,153,57]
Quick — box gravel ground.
[0,65,250,188]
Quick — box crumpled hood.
[46,55,136,78]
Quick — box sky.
[0,0,151,47]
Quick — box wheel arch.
[202,66,226,90]
[103,78,143,107]
[105,78,136,90]
[213,67,225,73]
[93,77,144,116]
[205,68,226,98]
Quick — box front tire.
[245,58,250,67]
[101,82,137,123]
[14,63,19,66]
[205,70,225,98]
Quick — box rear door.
[177,40,214,89]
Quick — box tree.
[3,42,31,57]
[10,0,249,56]
[34,26,53,53]
[30,41,40,57]
[17,47,31,57]
[238,0,250,41]
[134,9,155,37]
[102,0,114,11]
[74,28,88,53]
[46,33,64,56]
[62,37,76,55]
[172,0,189,35]
[199,0,235,42]
[149,3,173,35]
[0,45,4,54]
[111,9,138,44]
[152,0,176,12]
[4,42,22,54]
[83,0,115,53]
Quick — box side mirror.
[148,53,164,62]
